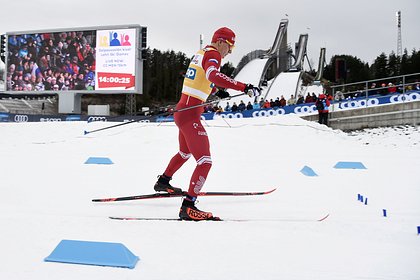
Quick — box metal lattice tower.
[125,94,136,115]
[396,11,402,57]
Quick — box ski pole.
[83,92,247,135]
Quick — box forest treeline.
[140,47,420,108]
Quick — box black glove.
[215,89,230,99]
[244,84,261,97]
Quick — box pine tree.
[387,52,400,77]
[371,53,388,79]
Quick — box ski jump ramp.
[221,71,302,109]
[234,58,269,86]
[220,58,269,108]
[265,72,302,100]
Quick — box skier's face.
[218,40,234,58]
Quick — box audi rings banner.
[0,113,153,123]
[4,24,144,94]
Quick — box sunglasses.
[221,39,235,53]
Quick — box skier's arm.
[202,50,246,92]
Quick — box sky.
[0,116,419,279]
[1,0,419,69]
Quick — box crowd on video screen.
[6,30,96,92]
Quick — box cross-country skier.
[154,27,261,220]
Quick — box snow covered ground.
[0,115,419,280]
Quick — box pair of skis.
[93,188,277,222]
[92,188,329,222]
[92,188,277,202]
[108,214,330,222]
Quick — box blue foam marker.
[383,209,387,217]
[360,195,364,202]
[84,157,113,165]
[417,226,420,235]
[357,194,362,201]
[334,161,367,169]
[300,165,318,177]
[45,240,139,269]
[364,197,368,205]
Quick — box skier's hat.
[212,27,236,46]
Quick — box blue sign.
[0,113,9,122]
[201,91,420,120]
[185,68,196,80]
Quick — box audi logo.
[88,116,107,122]
[14,115,29,122]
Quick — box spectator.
[326,93,333,101]
[246,101,253,110]
[27,39,38,59]
[311,92,318,102]
[274,97,281,108]
[415,83,420,90]
[252,101,260,110]
[296,94,304,104]
[34,76,45,91]
[388,83,397,94]
[70,56,80,75]
[380,83,388,95]
[287,94,296,105]
[263,99,270,108]
[44,76,52,90]
[269,98,275,108]
[74,73,86,90]
[334,91,344,101]
[224,102,231,112]
[231,102,238,112]
[280,95,286,107]
[305,93,313,103]
[369,83,377,96]
[238,100,246,111]
[259,97,264,108]
[315,94,331,126]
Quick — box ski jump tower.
[221,20,319,108]
[232,19,290,88]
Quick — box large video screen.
[5,26,141,93]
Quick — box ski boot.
[179,197,217,221]
[154,174,183,194]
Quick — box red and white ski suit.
[163,45,246,197]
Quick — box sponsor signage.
[202,91,420,120]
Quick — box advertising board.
[3,25,143,94]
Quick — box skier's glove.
[215,89,230,99]
[244,84,262,98]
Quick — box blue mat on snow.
[84,157,113,164]
[334,161,367,169]
[300,165,318,176]
[44,239,139,269]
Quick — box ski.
[108,213,330,222]
[92,188,276,202]
[109,216,222,222]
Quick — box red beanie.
[211,27,236,45]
